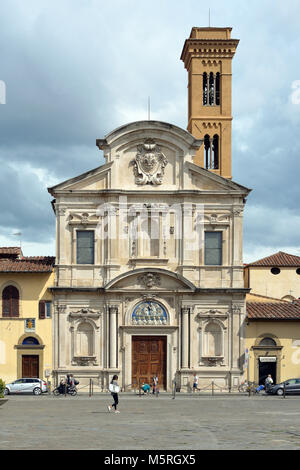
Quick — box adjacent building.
[244,251,300,301]
[245,251,300,385]
[0,247,55,384]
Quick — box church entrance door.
[22,355,39,378]
[132,336,166,390]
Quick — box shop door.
[132,336,166,390]
[22,355,39,378]
[259,360,277,385]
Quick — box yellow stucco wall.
[245,266,300,300]
[0,272,54,384]
[245,321,300,384]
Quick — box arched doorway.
[132,336,167,391]
[17,335,44,379]
[252,335,282,385]
[131,301,168,390]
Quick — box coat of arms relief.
[130,139,168,185]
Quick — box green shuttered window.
[76,230,95,265]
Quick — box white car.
[4,378,48,395]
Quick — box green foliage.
[0,379,6,398]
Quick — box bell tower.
[181,27,239,178]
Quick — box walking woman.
[107,375,120,414]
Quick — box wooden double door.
[22,355,39,378]
[132,336,166,390]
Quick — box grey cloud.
[0,0,300,258]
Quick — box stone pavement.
[1,393,300,450]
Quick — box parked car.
[266,378,300,396]
[4,378,48,396]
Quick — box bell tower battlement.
[181,27,239,179]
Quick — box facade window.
[76,230,95,264]
[205,231,222,266]
[271,267,280,275]
[2,285,19,317]
[22,336,39,345]
[204,322,222,356]
[204,134,219,170]
[259,337,277,347]
[39,300,52,319]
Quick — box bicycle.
[238,381,249,393]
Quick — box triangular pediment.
[48,162,113,193]
[187,161,251,194]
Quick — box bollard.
[283,382,286,399]
[172,381,176,400]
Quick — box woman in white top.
[107,375,120,414]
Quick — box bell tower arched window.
[209,72,214,105]
[203,72,208,105]
[203,72,221,106]
[204,134,220,170]
[212,134,219,169]
[215,72,220,105]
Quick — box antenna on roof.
[148,96,151,120]
[209,8,211,27]
[13,231,22,249]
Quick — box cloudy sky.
[0,0,299,263]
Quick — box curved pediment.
[105,268,196,292]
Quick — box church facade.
[48,27,251,392]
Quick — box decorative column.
[181,306,190,369]
[56,206,67,266]
[109,305,118,369]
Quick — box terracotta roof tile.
[246,251,300,267]
[0,256,55,273]
[0,247,22,255]
[0,247,23,260]
[247,300,300,320]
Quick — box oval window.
[296,268,300,275]
[271,267,280,275]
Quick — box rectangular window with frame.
[205,231,222,266]
[76,230,95,264]
[39,300,51,319]
[45,301,51,318]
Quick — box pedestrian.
[142,382,151,395]
[58,377,66,394]
[265,374,273,391]
[107,375,120,414]
[193,373,199,392]
[152,375,158,395]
